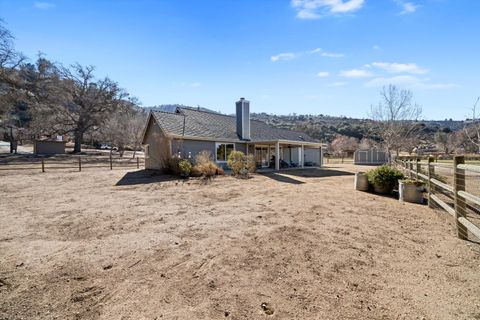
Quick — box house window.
[216,143,234,162]
[144,144,150,158]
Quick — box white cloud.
[34,2,55,9]
[372,62,428,74]
[321,51,345,58]
[364,75,459,89]
[394,1,419,15]
[310,48,345,58]
[271,52,296,62]
[340,68,373,78]
[373,45,381,50]
[317,71,330,77]
[328,81,348,87]
[271,48,344,62]
[291,0,365,19]
[190,82,201,88]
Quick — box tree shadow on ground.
[116,170,178,186]
[260,168,354,184]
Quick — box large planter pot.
[354,172,369,191]
[399,181,424,204]
[373,183,394,195]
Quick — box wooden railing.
[0,156,143,172]
[395,156,480,241]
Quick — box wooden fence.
[324,156,354,164]
[396,156,480,242]
[0,156,143,172]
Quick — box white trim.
[144,144,150,159]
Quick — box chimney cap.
[240,97,245,100]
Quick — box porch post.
[319,146,322,167]
[275,142,280,171]
[301,145,304,168]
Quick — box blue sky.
[0,0,478,119]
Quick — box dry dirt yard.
[0,164,479,320]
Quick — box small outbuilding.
[34,139,67,155]
[354,149,388,165]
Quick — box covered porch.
[246,140,324,171]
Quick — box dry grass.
[0,164,479,319]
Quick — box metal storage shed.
[354,149,388,165]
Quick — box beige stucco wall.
[144,117,171,170]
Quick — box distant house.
[142,98,323,171]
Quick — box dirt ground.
[0,164,479,320]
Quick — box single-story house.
[142,98,324,171]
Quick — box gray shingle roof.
[152,107,319,143]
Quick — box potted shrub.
[367,165,404,195]
[399,179,425,204]
[354,172,369,191]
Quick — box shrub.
[216,167,225,175]
[227,151,244,174]
[178,159,192,177]
[195,151,213,165]
[227,151,256,178]
[190,165,203,177]
[367,165,404,188]
[400,179,425,186]
[195,150,218,181]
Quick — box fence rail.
[395,156,480,242]
[0,156,143,172]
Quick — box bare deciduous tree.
[101,102,146,157]
[358,137,377,150]
[463,97,480,153]
[434,130,455,154]
[330,135,359,156]
[0,20,26,151]
[32,63,128,153]
[370,85,422,161]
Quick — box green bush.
[178,159,192,177]
[227,151,256,178]
[367,165,404,188]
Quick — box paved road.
[0,140,33,155]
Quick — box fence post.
[78,157,82,172]
[41,158,45,173]
[136,157,140,169]
[408,157,413,178]
[417,157,422,180]
[454,156,467,240]
[110,154,113,170]
[427,157,434,208]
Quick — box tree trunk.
[73,132,83,153]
